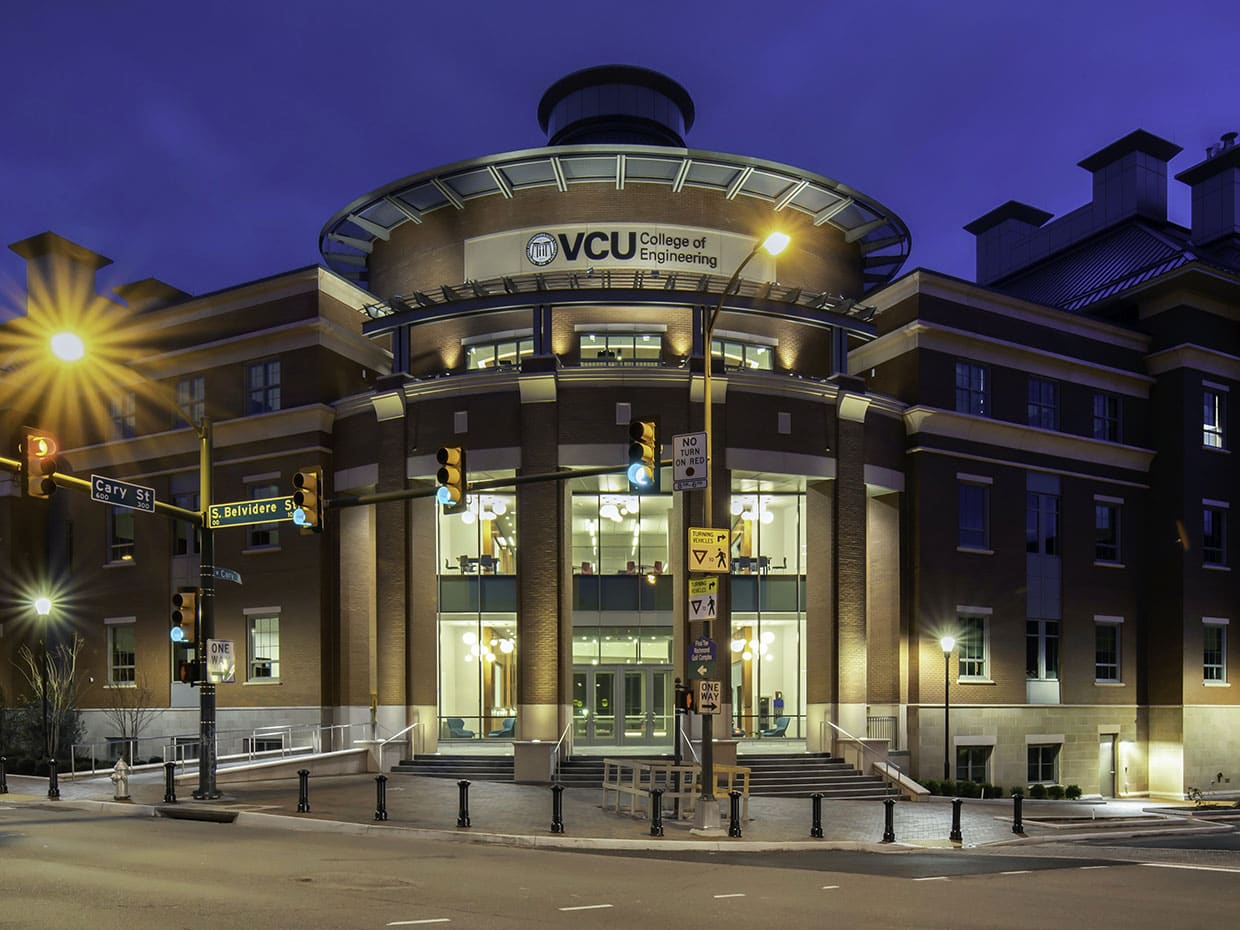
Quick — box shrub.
[1030,783,1048,799]
[1047,784,1065,800]
[987,785,1003,800]
[1065,784,1082,800]
[924,779,940,796]
[959,780,982,799]
[1010,787,1024,799]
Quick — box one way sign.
[696,679,721,715]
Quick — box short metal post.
[375,774,388,821]
[810,792,824,838]
[550,782,565,834]
[0,756,8,794]
[881,797,895,843]
[46,756,60,800]
[650,787,664,837]
[457,779,471,828]
[950,797,963,843]
[163,761,178,804]
[1011,793,1024,835]
[297,769,310,813]
[728,789,742,837]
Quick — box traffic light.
[292,467,324,532]
[627,419,659,492]
[19,427,58,499]
[435,446,467,513]
[171,589,198,644]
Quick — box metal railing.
[819,717,917,797]
[866,715,899,750]
[551,722,573,783]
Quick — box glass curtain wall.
[728,491,806,739]
[437,493,518,741]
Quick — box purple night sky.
[2,1,1237,305]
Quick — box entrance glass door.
[573,666,672,745]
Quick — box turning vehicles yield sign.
[687,527,730,573]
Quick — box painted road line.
[1079,865,1109,870]
[387,920,450,926]
[559,904,614,911]
[822,885,840,890]
[912,876,949,882]
[1141,862,1240,874]
[714,893,746,898]
[1001,870,1032,875]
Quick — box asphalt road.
[3,804,1239,930]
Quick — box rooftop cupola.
[537,64,695,147]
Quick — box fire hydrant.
[110,759,131,801]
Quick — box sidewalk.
[5,767,1229,852]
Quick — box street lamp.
[693,231,789,831]
[33,596,52,763]
[49,332,220,799]
[940,635,955,782]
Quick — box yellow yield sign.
[688,527,730,573]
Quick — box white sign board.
[672,431,708,491]
[696,679,722,715]
[688,590,717,622]
[206,639,236,684]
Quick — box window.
[582,332,663,365]
[1093,393,1122,442]
[1203,620,1227,683]
[1203,505,1228,566]
[466,337,534,370]
[711,337,773,371]
[1095,621,1121,683]
[108,622,136,685]
[958,482,990,549]
[248,614,280,680]
[1027,744,1060,784]
[954,361,989,416]
[175,376,205,428]
[108,507,135,562]
[958,615,988,679]
[1027,377,1058,430]
[1203,387,1226,449]
[247,483,281,548]
[1026,620,1059,680]
[1026,492,1060,555]
[172,491,200,556]
[110,392,136,439]
[246,360,281,415]
[956,746,991,784]
[1095,501,1121,562]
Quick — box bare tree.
[99,674,159,763]
[16,633,85,760]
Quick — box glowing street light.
[940,635,956,781]
[49,332,85,362]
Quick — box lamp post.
[940,635,955,782]
[50,331,219,799]
[33,597,52,763]
[693,231,789,832]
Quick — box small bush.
[1065,784,1082,800]
[924,779,940,795]
[1030,783,1048,799]
[987,785,1003,800]
[1010,787,1024,799]
[959,780,982,799]
[1047,784,1065,800]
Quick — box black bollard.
[810,792,824,838]
[728,789,743,837]
[1011,793,1024,835]
[457,779,471,828]
[950,797,963,843]
[649,787,664,837]
[375,774,389,821]
[550,782,565,834]
[0,755,8,795]
[163,761,178,804]
[298,769,311,813]
[881,797,895,843]
[47,757,60,800]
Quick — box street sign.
[206,639,236,684]
[696,679,722,714]
[213,567,243,585]
[688,589,717,622]
[90,474,156,513]
[687,527,730,573]
[672,431,708,491]
[689,637,718,680]
[207,496,296,529]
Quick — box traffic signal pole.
[194,417,219,799]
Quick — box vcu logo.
[525,232,558,266]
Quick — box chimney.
[964,201,1053,286]
[114,278,190,312]
[8,231,113,319]
[1175,131,1240,253]
[1076,129,1182,226]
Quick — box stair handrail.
[679,727,701,765]
[820,717,920,798]
[380,721,422,758]
[551,722,573,782]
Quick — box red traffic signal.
[19,428,58,499]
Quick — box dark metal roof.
[995,222,1198,312]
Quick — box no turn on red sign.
[672,431,707,491]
